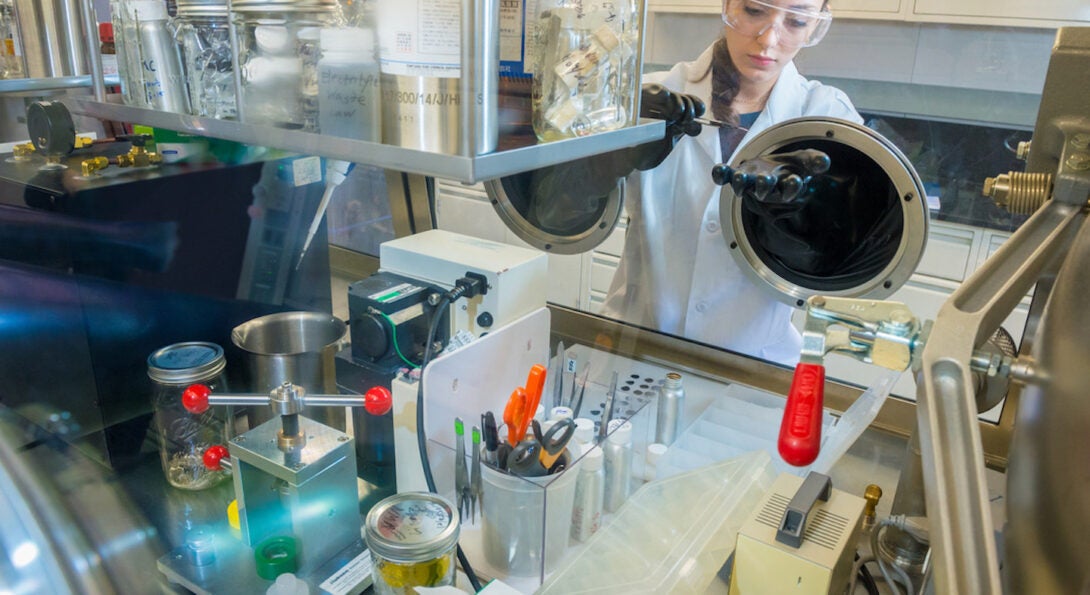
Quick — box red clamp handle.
[203,444,229,470]
[364,386,393,416]
[182,384,212,414]
[778,362,825,467]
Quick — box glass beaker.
[231,0,342,129]
[174,0,236,118]
[147,342,230,490]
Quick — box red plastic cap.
[778,362,826,467]
[203,445,229,470]
[98,22,114,43]
[182,384,212,414]
[364,386,392,416]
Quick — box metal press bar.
[79,0,105,101]
[917,199,1086,594]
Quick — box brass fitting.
[116,145,163,168]
[863,484,883,521]
[81,156,110,176]
[1015,141,1031,162]
[75,136,94,149]
[983,171,1052,215]
[12,143,35,160]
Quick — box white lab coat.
[600,43,863,364]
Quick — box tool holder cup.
[480,447,579,577]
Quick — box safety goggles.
[723,0,833,49]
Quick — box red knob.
[364,386,392,416]
[778,362,826,467]
[203,444,229,470]
[182,384,212,414]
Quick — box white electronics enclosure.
[380,229,548,338]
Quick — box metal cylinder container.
[12,0,89,78]
[231,311,348,430]
[654,372,684,446]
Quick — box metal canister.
[147,342,230,490]
[365,492,460,595]
[655,372,685,446]
[132,0,191,112]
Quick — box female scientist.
[600,0,862,364]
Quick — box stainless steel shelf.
[0,75,121,94]
[62,97,665,184]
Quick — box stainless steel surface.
[231,311,348,430]
[462,0,498,156]
[799,296,919,372]
[917,198,1084,595]
[1005,211,1090,594]
[60,97,665,184]
[230,415,359,574]
[13,0,89,78]
[721,117,929,306]
[382,74,462,154]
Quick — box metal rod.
[208,394,272,407]
[79,0,105,101]
[0,75,120,94]
[301,395,368,407]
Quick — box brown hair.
[709,36,741,125]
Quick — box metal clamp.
[800,295,922,371]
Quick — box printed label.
[368,282,425,303]
[292,156,322,187]
[376,0,462,78]
[319,549,373,595]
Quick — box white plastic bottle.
[317,27,381,141]
[602,419,632,513]
[571,446,604,542]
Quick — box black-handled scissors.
[506,439,545,477]
[533,417,576,470]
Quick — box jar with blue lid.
[147,341,230,490]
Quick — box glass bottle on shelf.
[531,0,639,142]
[99,22,118,79]
[317,27,380,140]
[110,0,142,105]
[231,0,342,129]
[173,0,235,119]
[0,0,23,79]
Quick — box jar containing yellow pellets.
[364,492,460,595]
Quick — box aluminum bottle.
[602,419,632,513]
[132,0,190,112]
[655,372,685,446]
[571,446,604,542]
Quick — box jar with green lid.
[364,492,460,594]
[147,342,230,490]
[231,0,343,129]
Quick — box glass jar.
[174,0,236,119]
[147,342,230,490]
[231,0,342,129]
[531,0,639,142]
[364,492,460,595]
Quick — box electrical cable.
[375,310,420,369]
[415,291,483,592]
[859,562,880,595]
[849,554,879,595]
[871,523,916,595]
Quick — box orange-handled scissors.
[503,387,531,446]
[524,364,547,422]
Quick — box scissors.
[502,364,549,446]
[533,417,576,470]
[503,387,531,446]
[506,439,545,477]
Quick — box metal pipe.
[459,0,498,157]
[79,0,105,101]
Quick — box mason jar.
[231,0,342,129]
[174,0,236,118]
[365,492,460,595]
[531,0,639,142]
[147,342,230,491]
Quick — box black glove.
[629,83,706,171]
[711,149,831,203]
